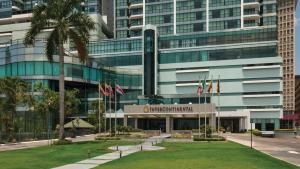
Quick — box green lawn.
[0,140,139,169]
[96,141,300,169]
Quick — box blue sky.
[296,3,300,74]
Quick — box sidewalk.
[52,135,169,169]
[225,133,300,167]
[0,134,95,152]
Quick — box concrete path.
[225,133,300,167]
[52,134,170,169]
[0,134,95,152]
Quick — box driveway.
[0,134,96,152]
[225,133,300,167]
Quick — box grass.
[96,141,300,169]
[0,140,140,169]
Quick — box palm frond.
[61,0,84,17]
[46,28,59,61]
[68,12,95,37]
[69,29,88,62]
[24,3,48,46]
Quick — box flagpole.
[109,81,112,137]
[104,79,107,133]
[114,80,117,135]
[211,75,214,132]
[204,76,207,139]
[218,75,221,136]
[98,82,101,134]
[198,76,201,138]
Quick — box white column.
[241,0,244,29]
[124,115,128,127]
[134,118,138,129]
[173,0,176,35]
[206,0,209,32]
[143,0,146,26]
[166,116,171,133]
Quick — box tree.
[33,83,81,132]
[33,83,59,132]
[88,100,105,133]
[64,88,81,117]
[24,0,112,140]
[0,77,29,138]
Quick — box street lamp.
[250,119,253,149]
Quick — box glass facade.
[159,27,277,49]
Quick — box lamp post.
[250,120,253,149]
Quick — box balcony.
[129,14,143,19]
[244,14,261,20]
[128,3,143,9]
[243,9,260,20]
[129,25,143,30]
[243,0,260,9]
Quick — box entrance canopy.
[124,104,216,118]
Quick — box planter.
[274,130,298,138]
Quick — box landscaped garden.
[0,140,140,169]
[96,141,300,169]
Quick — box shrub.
[274,129,295,132]
[53,139,72,145]
[193,136,226,141]
[192,125,213,137]
[95,136,120,141]
[251,129,262,136]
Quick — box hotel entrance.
[220,118,240,133]
[138,118,166,132]
[124,104,216,133]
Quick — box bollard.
[88,150,91,158]
[119,150,122,158]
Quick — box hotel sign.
[124,104,215,114]
[143,105,193,113]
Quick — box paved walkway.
[53,134,170,169]
[225,133,300,167]
[0,134,95,152]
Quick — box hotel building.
[0,0,298,133]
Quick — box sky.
[296,2,300,74]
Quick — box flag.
[207,80,213,93]
[99,83,108,96]
[197,82,203,96]
[216,79,220,95]
[115,84,125,95]
[105,84,114,96]
[201,78,206,91]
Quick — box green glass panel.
[0,65,5,77]
[26,62,34,75]
[12,63,18,76]
[44,62,53,76]
[18,62,26,76]
[34,62,44,75]
[52,63,59,76]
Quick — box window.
[164,15,171,23]
[212,10,221,18]
[194,23,204,32]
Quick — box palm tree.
[24,0,112,140]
